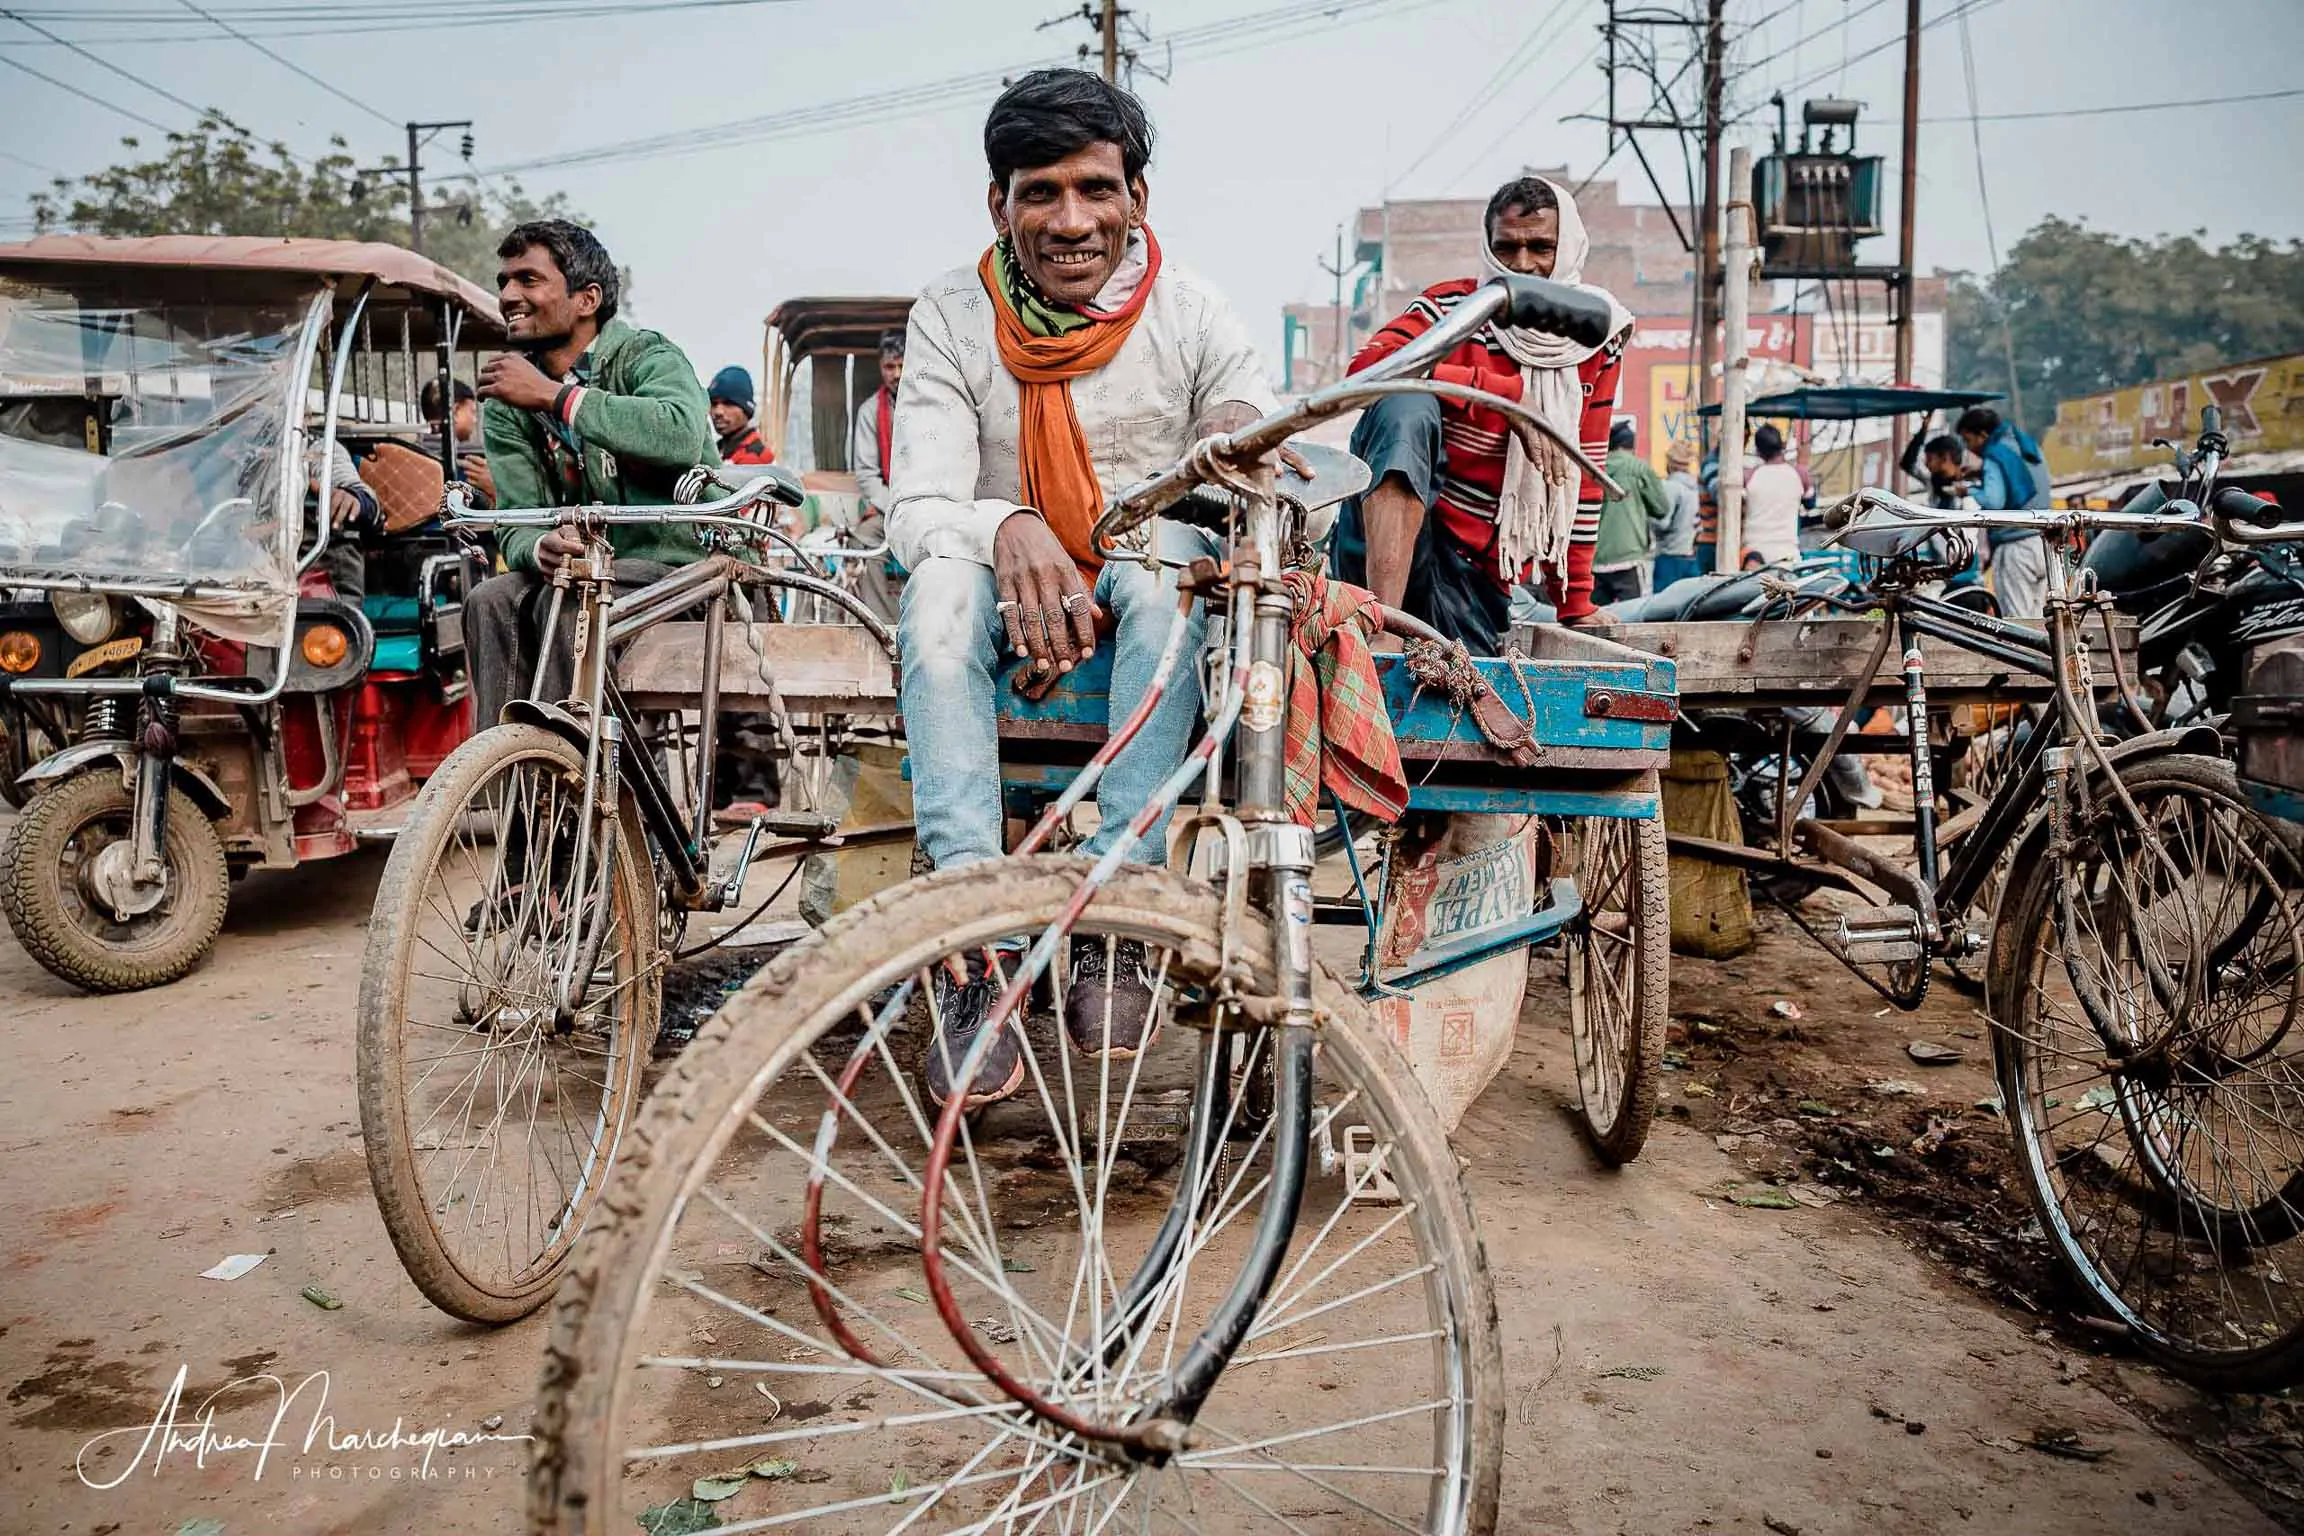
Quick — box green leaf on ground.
[691,1475,748,1502]
[1730,1187,1800,1210]
[639,1499,720,1535]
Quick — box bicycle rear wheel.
[530,858,1502,1534]
[1994,752,2304,1389]
[1564,797,1669,1165]
[358,723,660,1324]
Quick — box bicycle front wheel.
[531,858,1502,1534]
[358,723,660,1324]
[1995,752,2304,1389]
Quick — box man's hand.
[328,487,364,529]
[459,455,496,504]
[992,513,1099,673]
[535,521,585,576]
[479,352,562,413]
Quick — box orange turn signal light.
[300,624,348,668]
[0,631,39,674]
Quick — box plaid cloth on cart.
[1281,570,1409,827]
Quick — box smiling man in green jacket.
[464,219,716,726]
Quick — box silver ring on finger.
[1061,592,1088,612]
[995,599,1021,615]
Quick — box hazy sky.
[4,0,2301,388]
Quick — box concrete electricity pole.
[1696,0,1726,421]
[1317,224,1352,386]
[1716,144,1754,573]
[401,118,473,257]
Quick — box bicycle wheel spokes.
[579,899,1476,1532]
[2002,758,2304,1383]
[361,725,656,1322]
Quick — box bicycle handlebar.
[1823,485,2209,539]
[2212,483,2304,544]
[1092,275,1624,551]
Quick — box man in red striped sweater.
[1333,175,1632,647]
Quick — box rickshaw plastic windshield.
[0,277,325,640]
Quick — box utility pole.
[1697,0,1725,423]
[1100,0,1119,82]
[1890,0,1922,462]
[1716,145,1753,573]
[1317,224,1352,386]
[400,118,473,257]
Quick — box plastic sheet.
[0,277,324,640]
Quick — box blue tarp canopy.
[1697,385,2003,421]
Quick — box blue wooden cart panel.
[995,647,1675,763]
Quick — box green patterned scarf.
[991,234,1091,338]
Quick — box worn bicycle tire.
[1566,797,1671,1166]
[528,857,1506,1535]
[0,770,228,993]
[1992,751,2304,1392]
[358,723,658,1325]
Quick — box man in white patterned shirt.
[890,67,1274,1108]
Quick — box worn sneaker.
[923,952,1026,1110]
[1063,937,1162,1059]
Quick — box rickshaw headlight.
[50,591,119,645]
[0,631,38,674]
[300,624,349,668]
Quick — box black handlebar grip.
[1824,498,1856,530]
[1492,275,1617,349]
[2214,484,2280,525]
[2202,404,2223,437]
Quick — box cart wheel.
[1566,793,1670,1166]
[0,769,228,992]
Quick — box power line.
[485,0,1447,177]
[0,49,173,132]
[175,0,398,128]
[1923,85,2304,123]
[2,8,210,120]
[0,146,65,177]
[1444,39,1607,188]
[4,0,794,30]
[1384,0,1589,192]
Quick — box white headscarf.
[1478,176,1634,583]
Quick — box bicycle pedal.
[1836,905,1925,963]
[1340,1124,1401,1206]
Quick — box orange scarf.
[978,228,1163,576]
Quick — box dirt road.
[0,844,2279,1535]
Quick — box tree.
[29,114,584,292]
[1946,216,2304,429]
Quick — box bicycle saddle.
[1837,499,1946,559]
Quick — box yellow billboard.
[2043,352,2304,479]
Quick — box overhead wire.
[1,7,211,119]
[1957,2,2023,429]
[0,49,173,132]
[1383,0,1587,192]
[1925,86,2304,123]
[175,0,399,129]
[486,0,1450,177]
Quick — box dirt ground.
[0,832,2292,1535]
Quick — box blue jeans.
[1651,552,1702,590]
[899,519,1220,871]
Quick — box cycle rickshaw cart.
[392,273,1678,1535]
[0,235,501,991]
[1633,406,2304,1394]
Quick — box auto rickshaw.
[0,235,502,991]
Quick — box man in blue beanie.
[707,364,775,465]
